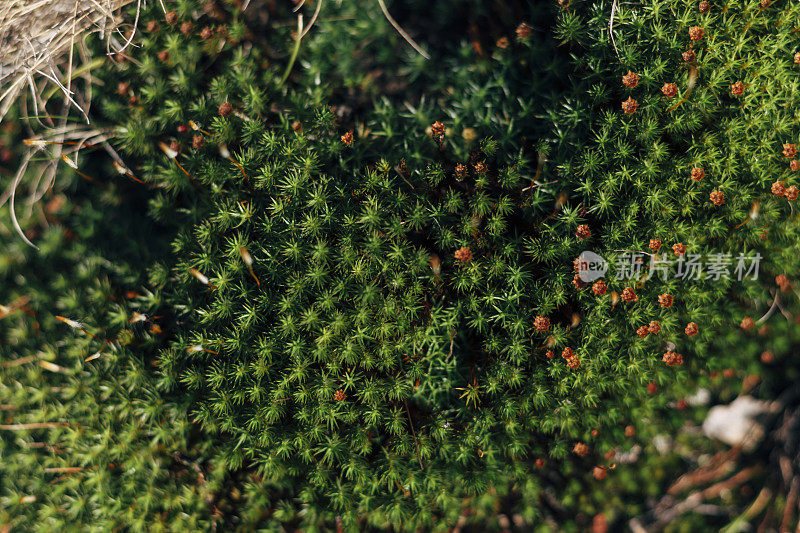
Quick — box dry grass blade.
[376,0,430,60]
[0,124,118,246]
[0,422,67,430]
[0,0,141,247]
[609,0,620,61]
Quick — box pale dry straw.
[0,0,141,246]
[0,0,139,121]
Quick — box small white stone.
[702,396,768,451]
[686,388,710,406]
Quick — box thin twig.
[0,422,67,430]
[377,0,430,60]
[0,355,37,367]
[756,290,781,325]
[609,0,621,61]
[404,399,424,470]
[278,14,304,87]
[299,0,323,40]
[781,478,799,532]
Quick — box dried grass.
[0,0,139,121]
[0,0,142,246]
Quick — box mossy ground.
[3,0,800,530]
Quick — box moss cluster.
[4,0,800,530]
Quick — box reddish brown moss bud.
[663,351,684,366]
[592,280,607,295]
[534,316,550,332]
[622,70,640,88]
[689,26,705,41]
[658,293,674,308]
[621,97,638,114]
[621,288,638,302]
[516,22,533,40]
[454,246,472,262]
[772,181,787,196]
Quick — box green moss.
[3,0,800,529]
